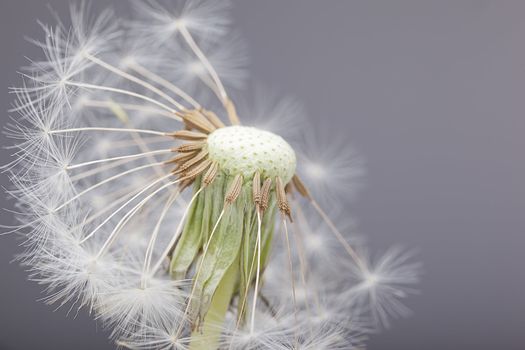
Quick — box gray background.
[1,1,524,349]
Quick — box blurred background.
[1,1,524,349]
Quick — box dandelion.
[3,1,420,349]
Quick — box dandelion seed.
[3,1,420,349]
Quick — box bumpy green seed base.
[207,126,296,183]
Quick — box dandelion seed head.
[3,1,420,349]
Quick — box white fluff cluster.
[4,1,420,349]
